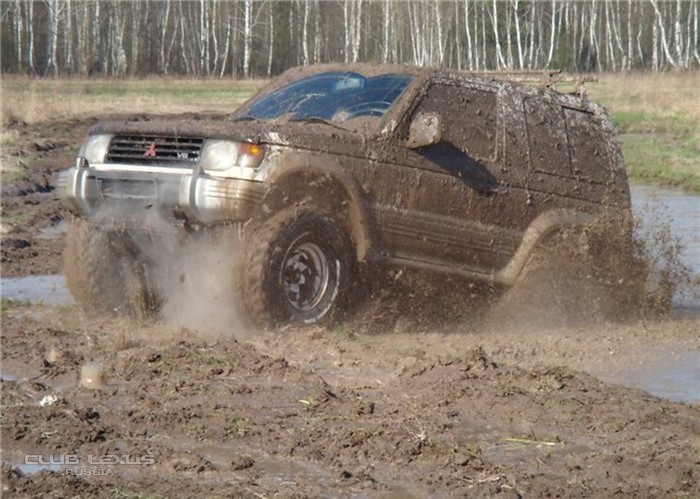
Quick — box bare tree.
[3,0,699,77]
[650,0,678,68]
[694,0,700,64]
[13,0,23,71]
[343,0,363,63]
[158,0,171,74]
[266,2,274,76]
[489,0,506,69]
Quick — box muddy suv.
[59,64,631,327]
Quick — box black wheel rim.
[282,242,331,313]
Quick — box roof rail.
[471,69,597,97]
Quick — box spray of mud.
[84,203,252,341]
[154,227,252,340]
[71,199,690,338]
[481,209,691,331]
[343,210,692,334]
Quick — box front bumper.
[58,166,266,226]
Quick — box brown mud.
[1,117,699,497]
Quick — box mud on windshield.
[233,71,413,128]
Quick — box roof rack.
[472,69,597,97]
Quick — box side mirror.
[406,111,442,149]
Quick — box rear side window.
[525,97,612,184]
[524,98,570,177]
[564,108,611,184]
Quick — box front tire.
[63,218,159,319]
[239,209,353,328]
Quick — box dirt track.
[1,118,699,497]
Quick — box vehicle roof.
[271,63,593,111]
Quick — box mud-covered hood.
[89,115,375,155]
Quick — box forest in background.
[1,0,699,78]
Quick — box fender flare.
[263,155,373,262]
[495,209,593,286]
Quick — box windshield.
[234,71,413,126]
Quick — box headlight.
[200,140,265,172]
[78,134,112,164]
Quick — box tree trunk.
[435,0,445,65]
[513,0,524,69]
[546,0,558,67]
[301,0,309,65]
[528,0,537,68]
[649,0,677,68]
[267,3,273,76]
[454,1,461,70]
[158,0,170,74]
[14,0,23,71]
[45,0,61,76]
[490,0,506,69]
[64,0,72,73]
[313,0,321,63]
[382,0,390,63]
[243,0,252,77]
[179,4,190,74]
[26,0,35,74]
[464,0,474,70]
[694,0,700,64]
[220,16,231,78]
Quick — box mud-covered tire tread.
[64,218,127,315]
[238,209,353,329]
[64,218,160,318]
[121,258,161,321]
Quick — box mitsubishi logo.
[144,142,156,157]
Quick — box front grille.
[99,178,156,200]
[106,135,204,166]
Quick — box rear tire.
[239,209,354,328]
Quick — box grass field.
[588,71,700,192]
[0,76,264,122]
[2,72,698,191]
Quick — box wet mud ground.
[1,118,699,497]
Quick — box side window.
[524,97,571,177]
[416,84,497,163]
[564,108,611,184]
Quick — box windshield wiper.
[231,115,258,122]
[290,116,347,131]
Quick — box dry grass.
[589,71,700,191]
[591,71,700,127]
[590,71,700,147]
[1,76,265,125]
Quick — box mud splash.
[630,183,700,312]
[79,362,106,390]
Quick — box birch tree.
[2,0,699,77]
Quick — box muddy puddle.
[5,453,66,475]
[1,274,74,306]
[590,344,699,404]
[1,185,698,406]
[171,440,336,490]
[630,183,700,312]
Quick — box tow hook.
[76,156,90,169]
